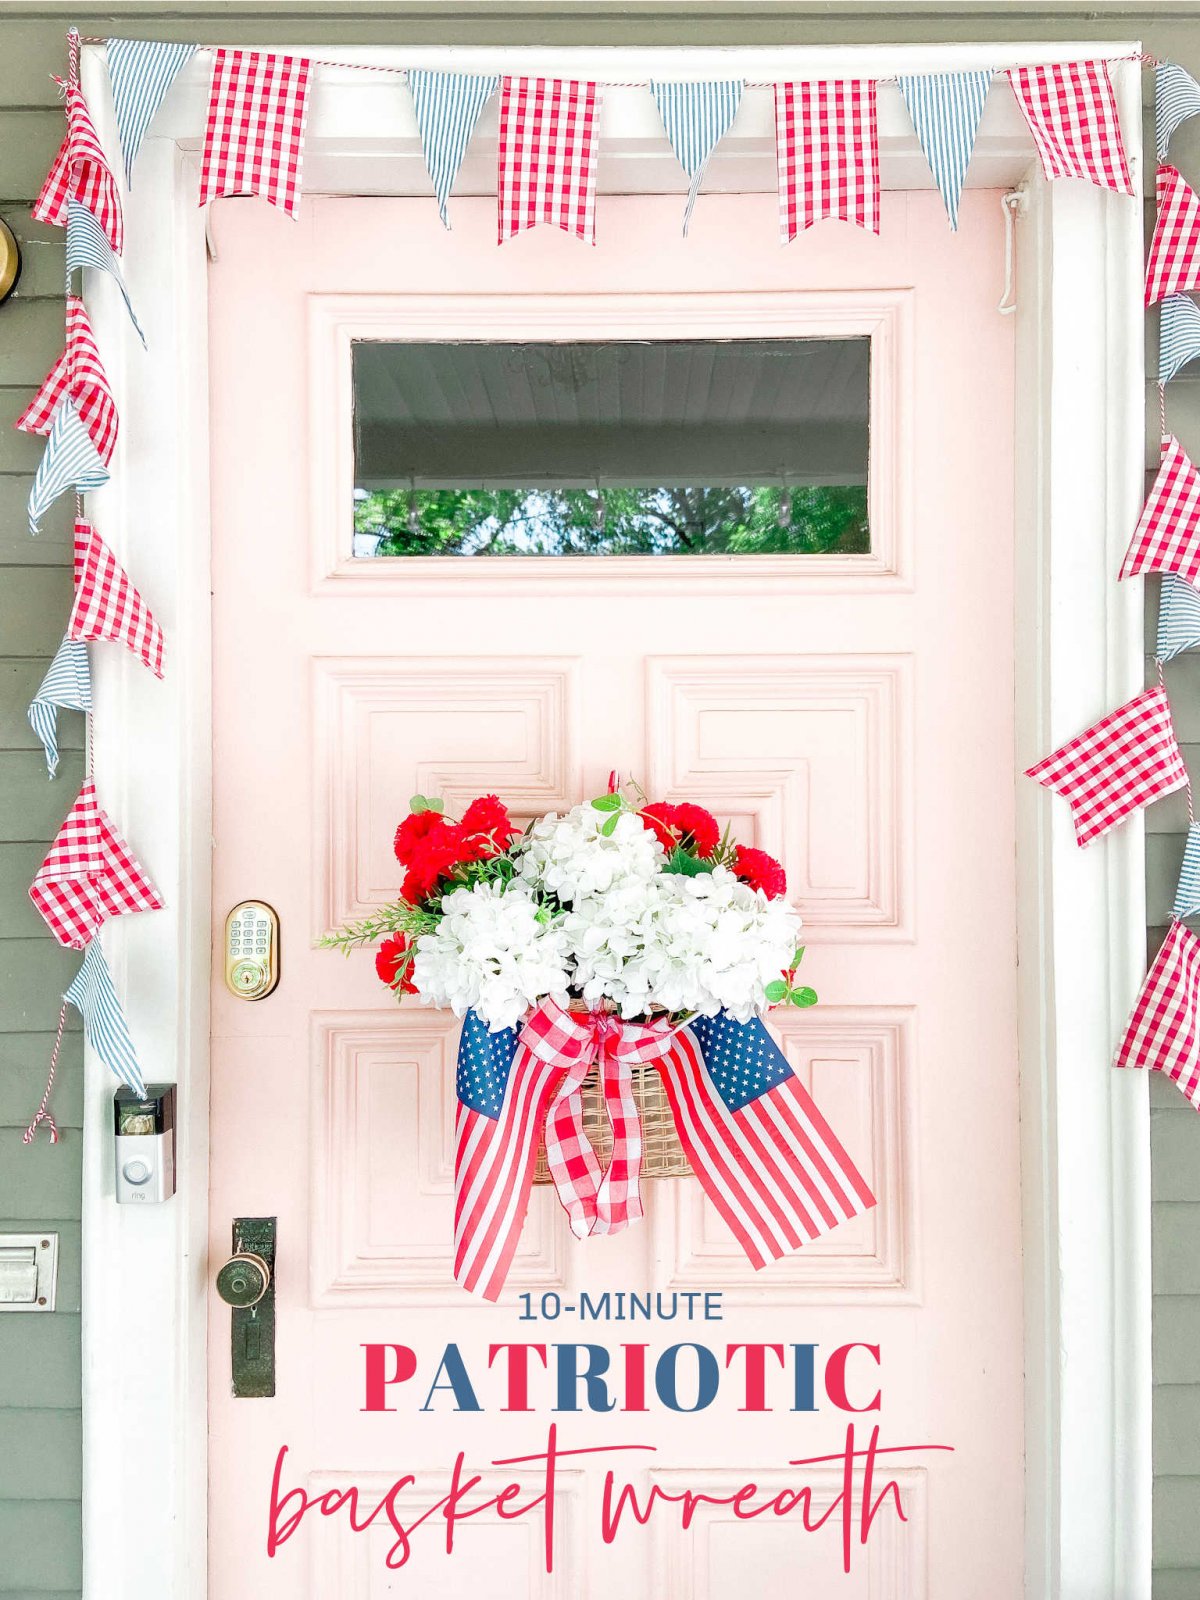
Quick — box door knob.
[216,1251,270,1308]
[216,1217,276,1398]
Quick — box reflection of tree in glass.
[354,485,869,558]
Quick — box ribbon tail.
[591,1045,644,1236]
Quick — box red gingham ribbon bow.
[519,997,679,1239]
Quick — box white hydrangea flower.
[411,880,570,1033]
[563,865,800,1023]
[517,803,664,905]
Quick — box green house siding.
[0,5,1197,1594]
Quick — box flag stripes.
[1025,685,1189,848]
[1156,62,1200,160]
[1007,61,1133,195]
[65,942,146,1095]
[1146,166,1200,307]
[650,79,744,234]
[199,49,313,218]
[497,77,601,244]
[68,520,164,678]
[28,638,91,779]
[1120,434,1200,583]
[896,70,992,231]
[1157,574,1200,663]
[408,70,499,227]
[28,399,109,536]
[775,80,880,240]
[106,38,197,185]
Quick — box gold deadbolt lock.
[223,901,280,1000]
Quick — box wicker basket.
[532,1064,691,1184]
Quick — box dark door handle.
[215,1217,275,1397]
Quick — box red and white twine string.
[24,1002,67,1146]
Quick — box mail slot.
[0,1235,57,1311]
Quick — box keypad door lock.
[215,1217,276,1397]
[223,901,280,1000]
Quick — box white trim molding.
[76,40,1148,1600]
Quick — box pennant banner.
[896,69,992,232]
[1175,823,1200,920]
[33,80,124,253]
[16,296,117,463]
[29,777,163,950]
[68,519,164,678]
[1025,685,1189,848]
[28,399,109,535]
[1120,434,1200,583]
[775,80,880,242]
[1146,166,1200,307]
[1158,573,1200,663]
[66,201,145,347]
[28,638,91,779]
[497,77,600,244]
[1160,294,1200,384]
[651,79,744,234]
[65,942,145,1095]
[106,38,197,186]
[1157,62,1200,160]
[1115,919,1200,1110]
[199,49,312,218]
[1006,61,1133,196]
[408,70,499,228]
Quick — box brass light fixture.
[0,219,20,305]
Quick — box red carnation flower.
[394,809,450,866]
[732,844,787,900]
[375,934,418,995]
[460,794,516,859]
[401,825,469,904]
[641,801,720,859]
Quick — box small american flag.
[1025,685,1189,848]
[16,298,118,465]
[199,49,312,219]
[1146,165,1200,306]
[33,80,124,254]
[68,519,164,679]
[1120,435,1200,583]
[775,80,880,241]
[497,77,600,244]
[1115,919,1200,1110]
[30,778,164,950]
[1006,61,1133,196]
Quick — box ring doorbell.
[114,1084,176,1204]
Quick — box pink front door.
[207,190,1019,1597]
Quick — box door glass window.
[351,338,870,558]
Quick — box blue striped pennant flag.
[1160,294,1200,384]
[28,398,109,535]
[651,80,744,234]
[65,941,145,1094]
[1157,62,1200,160]
[1158,573,1200,662]
[106,38,196,186]
[1175,822,1200,919]
[66,200,145,347]
[408,70,499,228]
[28,638,91,779]
[897,70,993,232]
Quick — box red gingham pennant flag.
[68,520,164,678]
[1006,61,1133,196]
[497,77,601,244]
[32,81,124,254]
[29,779,164,950]
[1115,919,1200,1109]
[1146,165,1200,305]
[775,81,880,241]
[199,50,312,219]
[1120,434,1200,582]
[16,298,117,464]
[1025,685,1188,848]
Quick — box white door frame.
[76,40,1149,1600]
